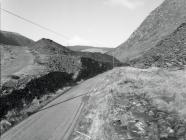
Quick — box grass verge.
[69,67,186,140]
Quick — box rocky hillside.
[0,31,34,46]
[130,22,186,68]
[107,0,186,68]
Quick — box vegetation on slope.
[76,51,121,66]
[46,55,114,80]
[0,72,73,133]
[69,67,186,140]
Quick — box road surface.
[1,72,107,140]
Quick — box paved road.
[1,73,107,140]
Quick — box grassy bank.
[69,67,186,140]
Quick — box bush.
[0,72,73,118]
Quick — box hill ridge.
[0,30,34,46]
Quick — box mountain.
[68,45,112,53]
[31,38,121,65]
[30,38,72,55]
[33,39,122,78]
[1,34,121,84]
[0,31,34,46]
[107,0,186,68]
[130,22,186,68]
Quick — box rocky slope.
[107,0,186,68]
[130,22,186,68]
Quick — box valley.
[1,0,186,139]
[0,31,122,134]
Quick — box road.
[0,72,107,140]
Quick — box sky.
[1,0,164,47]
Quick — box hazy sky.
[1,0,164,47]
